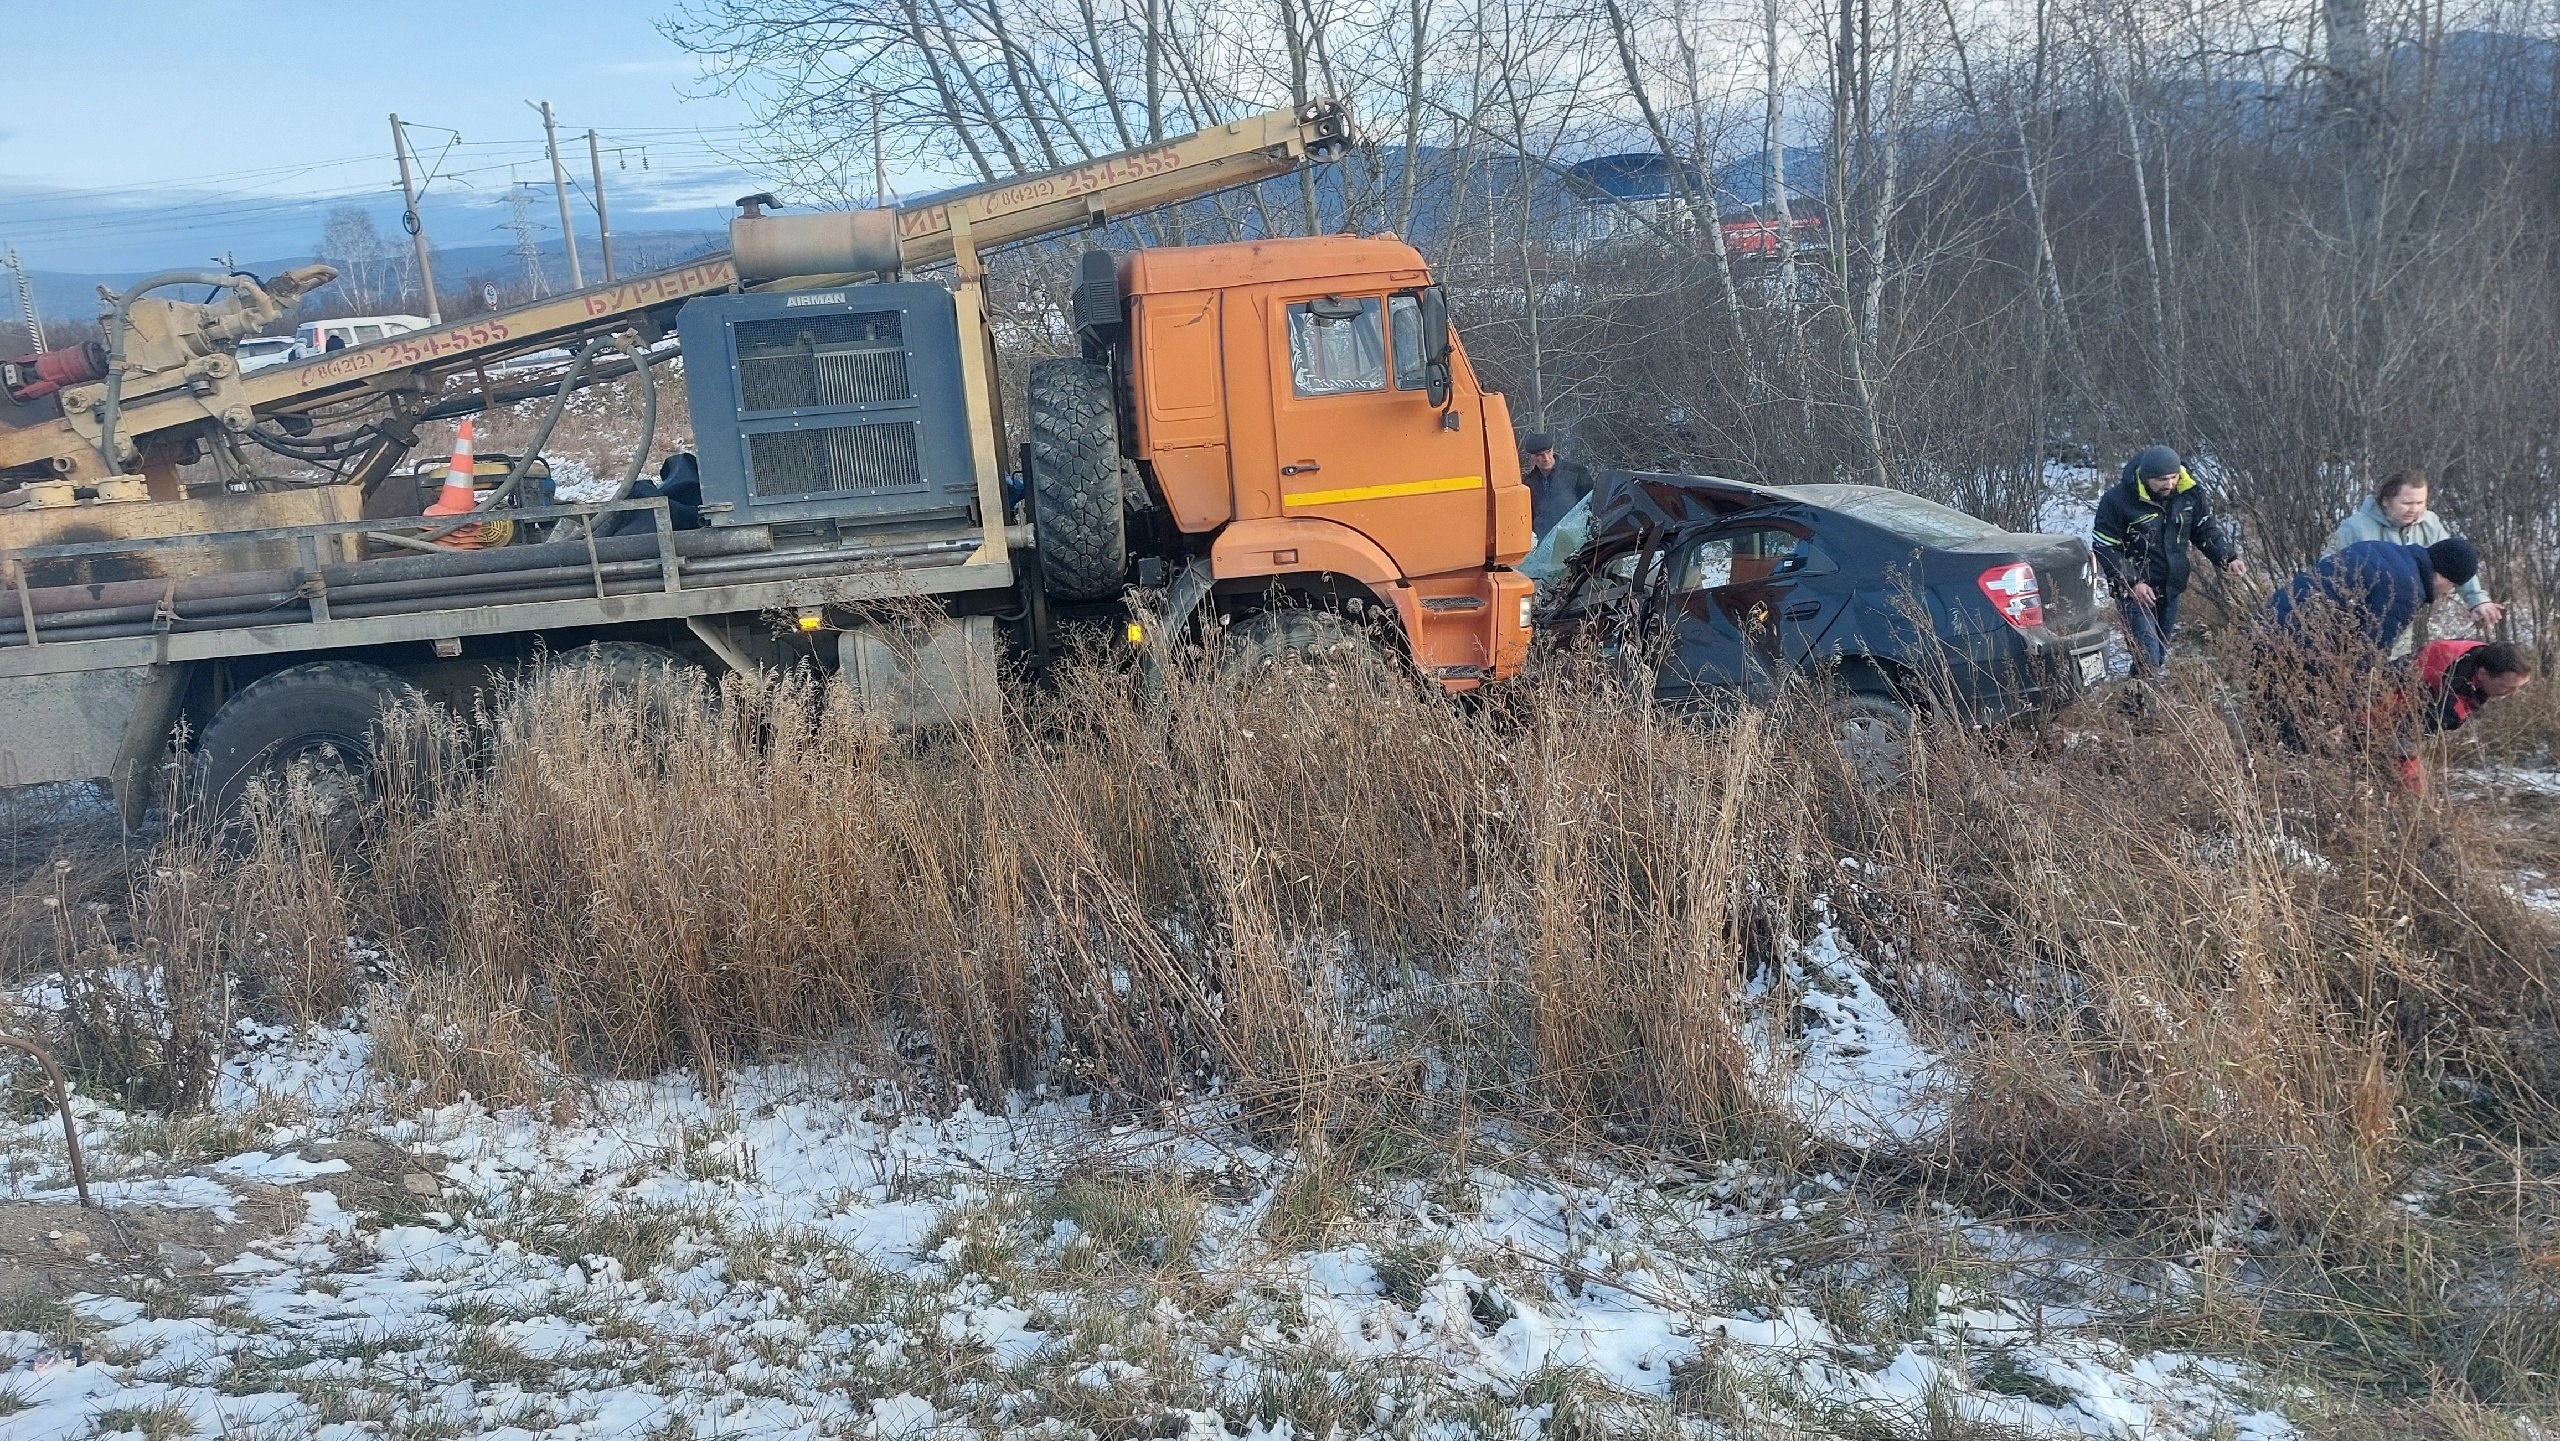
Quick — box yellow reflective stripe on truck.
[1283,475,1484,508]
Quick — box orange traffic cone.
[425,419,479,516]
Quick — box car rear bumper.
[1939,624,2110,723]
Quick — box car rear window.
[1796,485,2005,547]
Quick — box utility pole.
[586,128,616,280]
[529,100,585,289]
[3,246,42,353]
[872,95,889,209]
[391,114,445,322]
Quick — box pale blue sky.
[0,1,787,271]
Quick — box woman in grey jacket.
[2323,471,2503,654]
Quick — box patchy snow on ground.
[0,984,2302,1441]
[2035,459,2107,541]
[2462,764,2560,800]
[1747,903,1952,1149]
[2509,868,2560,917]
[541,455,619,504]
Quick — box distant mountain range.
[11,230,729,333]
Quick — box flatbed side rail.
[1,496,678,571]
[1,496,1004,678]
[4,497,681,649]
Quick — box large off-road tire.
[532,641,707,731]
[191,660,429,819]
[1026,357,1128,603]
[1220,609,1367,680]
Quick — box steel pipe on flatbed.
[6,526,774,620]
[321,546,986,619]
[2,556,674,641]
[1,589,310,637]
[2,536,986,644]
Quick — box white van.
[291,314,431,359]
[234,335,300,374]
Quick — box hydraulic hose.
[485,336,604,510]
[408,337,604,546]
[612,336,660,503]
[94,270,245,474]
[553,335,658,544]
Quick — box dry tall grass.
[326,652,1811,1153]
[5,643,2556,1409]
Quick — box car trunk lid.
[2013,535,2100,636]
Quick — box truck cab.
[1043,236,1532,688]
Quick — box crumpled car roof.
[1577,470,1785,554]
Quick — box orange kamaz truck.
[1028,235,1532,686]
[1,102,1529,815]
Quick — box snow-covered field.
[2,925,2303,1441]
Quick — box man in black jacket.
[2091,445,2247,672]
[1522,432,1593,538]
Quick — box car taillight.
[1977,562,2043,630]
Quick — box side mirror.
[1418,285,1452,407]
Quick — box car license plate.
[2076,648,2107,687]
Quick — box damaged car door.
[1650,518,1842,711]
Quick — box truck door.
[1266,292,1487,578]
[1652,520,1840,708]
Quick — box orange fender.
[1210,516,1420,636]
[1208,517,1528,688]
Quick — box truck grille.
[735,311,910,412]
[747,422,923,497]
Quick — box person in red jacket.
[2379,640,2535,793]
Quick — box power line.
[0,154,389,209]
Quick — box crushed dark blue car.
[1530,472,2111,773]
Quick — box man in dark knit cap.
[2091,444,2245,673]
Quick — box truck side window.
[1388,293,1426,391]
[1286,297,1386,397]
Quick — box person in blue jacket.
[2263,537,2476,654]
[2090,445,2245,673]
[2256,536,2478,748]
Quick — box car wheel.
[1824,689,1915,790]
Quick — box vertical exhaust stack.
[728,194,904,282]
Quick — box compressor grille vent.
[735,311,911,412]
[746,422,922,497]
